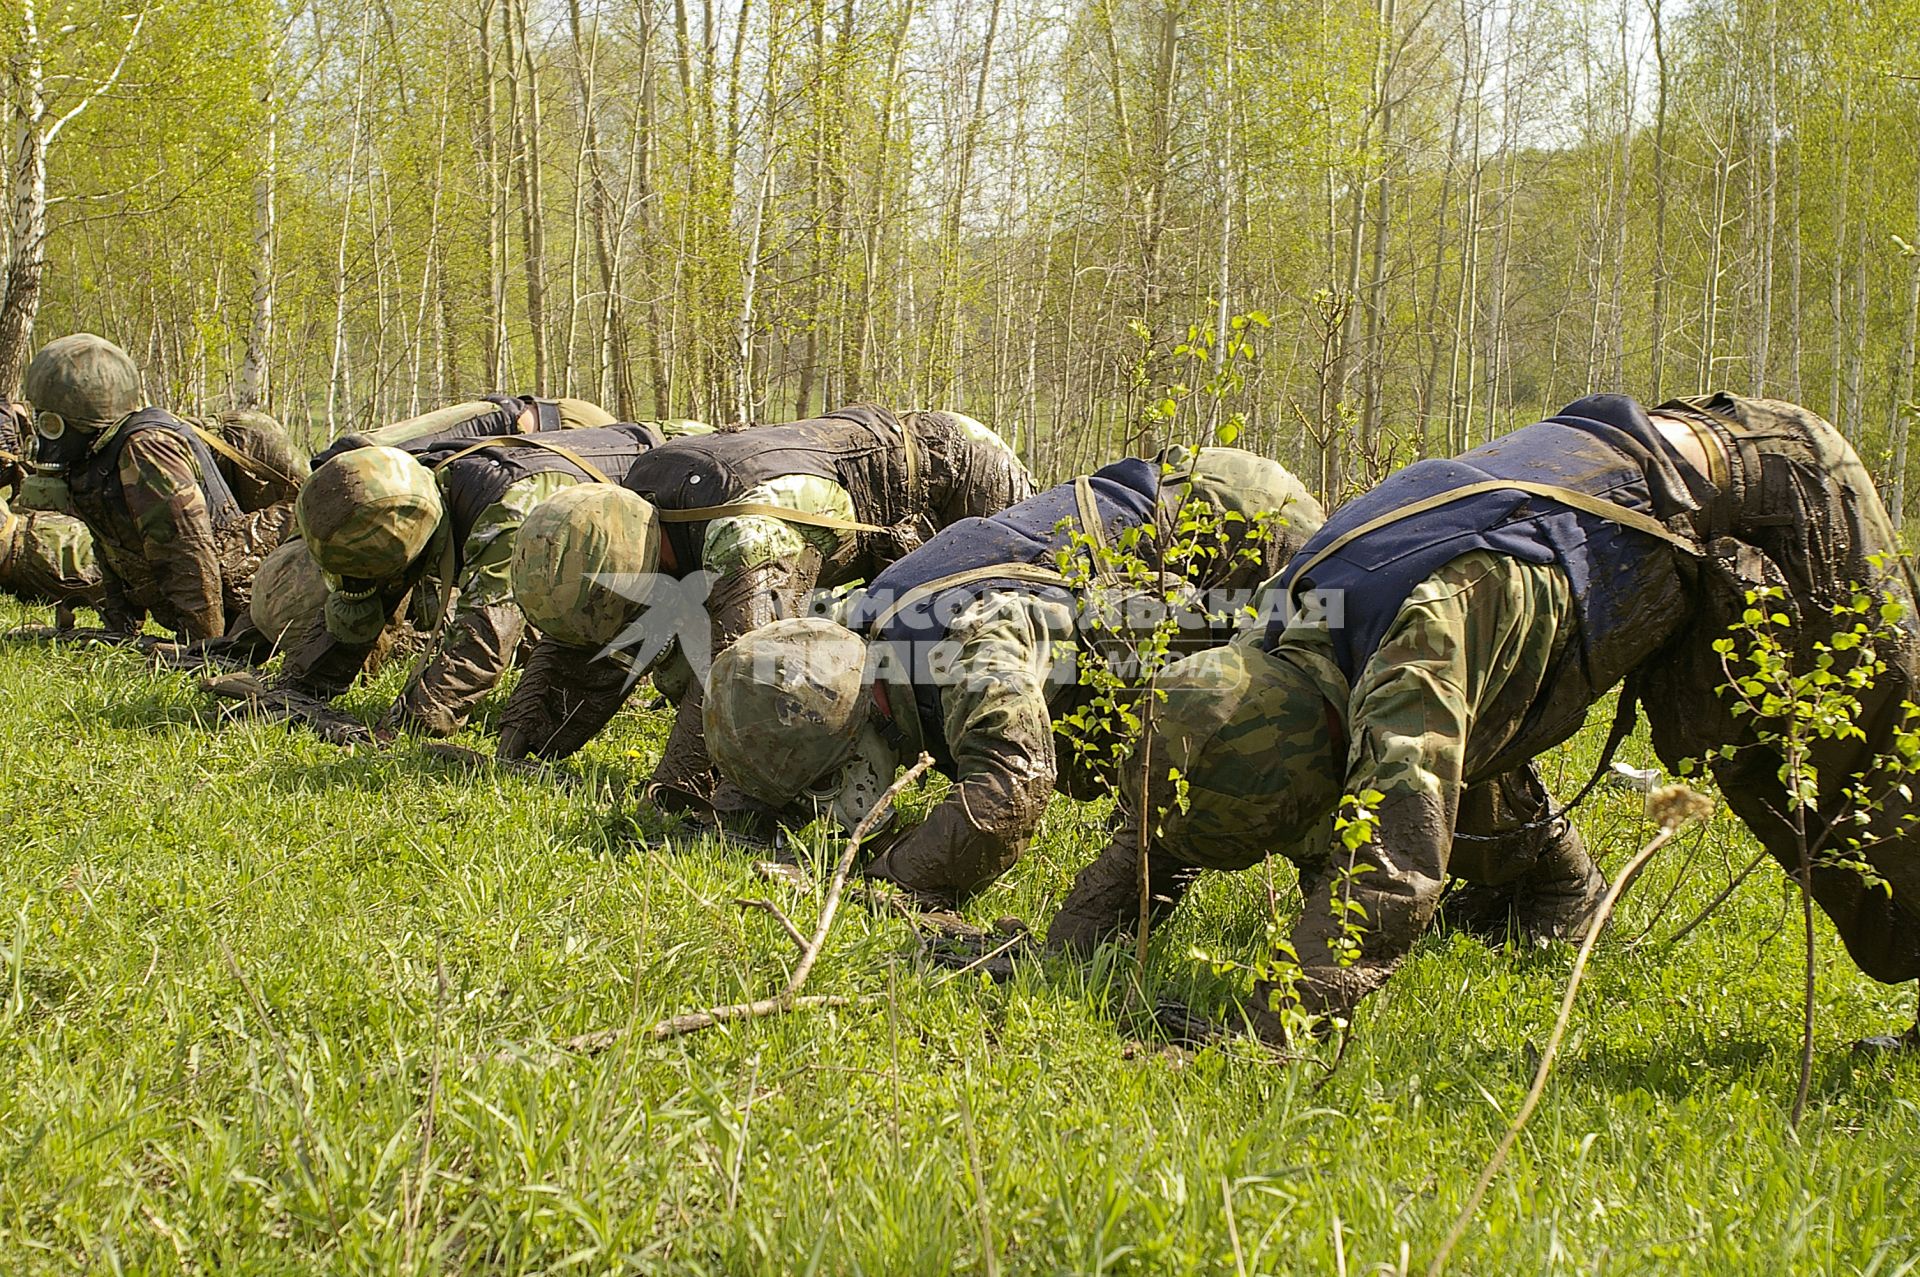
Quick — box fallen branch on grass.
[560,752,935,1054]
[1425,785,1714,1277]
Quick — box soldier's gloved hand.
[497,640,631,760]
[862,800,1026,908]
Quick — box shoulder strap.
[1286,478,1701,604]
[429,433,614,484]
[121,411,240,527]
[534,399,562,432]
[1073,476,1110,555]
[900,413,920,502]
[188,422,302,490]
[655,501,889,533]
[865,562,1071,635]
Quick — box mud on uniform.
[1056,393,1920,1026]
[282,423,673,736]
[498,406,1033,784]
[0,496,102,606]
[52,408,294,640]
[818,450,1325,902]
[0,400,29,497]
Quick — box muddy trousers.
[1643,395,1920,983]
[1047,763,1598,956]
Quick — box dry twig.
[1426,786,1712,1277]
[561,752,935,1053]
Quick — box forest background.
[5,0,1920,517]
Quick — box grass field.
[1,594,1917,1275]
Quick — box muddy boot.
[1511,817,1607,944]
[1044,833,1203,956]
[646,692,720,814]
[1435,881,1520,941]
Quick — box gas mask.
[804,717,906,836]
[323,575,392,645]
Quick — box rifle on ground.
[3,625,253,673]
[198,671,379,745]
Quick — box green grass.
[1,596,1917,1275]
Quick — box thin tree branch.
[44,2,154,147]
[562,752,935,1052]
[1427,791,1710,1277]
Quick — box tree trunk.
[480,0,508,388]
[1646,0,1669,401]
[237,60,278,412]
[507,0,550,394]
[0,12,49,396]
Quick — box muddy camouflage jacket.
[0,502,102,606]
[631,406,1030,580]
[846,451,1326,902]
[498,406,1034,766]
[56,408,291,640]
[281,423,671,725]
[309,395,615,469]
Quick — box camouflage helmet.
[510,484,661,648]
[22,334,142,436]
[1127,640,1343,873]
[296,445,443,580]
[248,539,330,644]
[705,618,872,805]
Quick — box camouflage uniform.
[24,335,295,641]
[282,424,673,736]
[309,395,649,469]
[1050,393,1920,1034]
[703,448,1326,901]
[500,407,1034,801]
[188,410,309,511]
[0,400,29,497]
[0,495,103,606]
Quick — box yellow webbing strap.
[865,562,1072,636]
[900,414,920,500]
[1652,397,1737,492]
[1072,473,1128,584]
[655,502,889,534]
[861,468,1128,634]
[1285,479,1703,604]
[0,509,19,576]
[430,433,614,484]
[189,423,300,488]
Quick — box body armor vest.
[625,405,910,569]
[857,457,1162,770]
[425,422,666,557]
[65,408,242,553]
[1270,393,1703,687]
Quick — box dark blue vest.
[854,456,1162,768]
[1270,394,1701,683]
